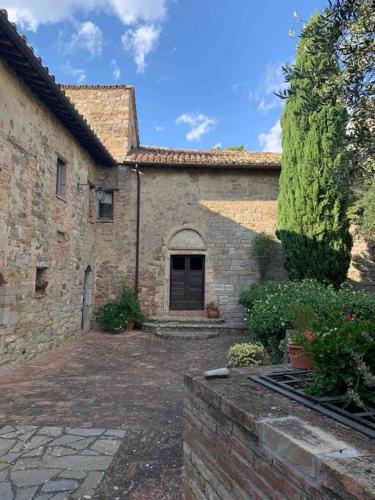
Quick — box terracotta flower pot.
[207,308,219,319]
[288,343,313,370]
[125,321,135,332]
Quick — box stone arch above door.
[168,227,206,251]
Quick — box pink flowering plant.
[286,305,317,347]
[306,319,375,406]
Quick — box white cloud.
[155,125,165,132]
[249,62,287,113]
[258,120,282,152]
[4,0,168,31]
[122,24,160,73]
[61,60,86,83]
[176,113,216,142]
[65,21,103,56]
[111,59,121,80]
[5,0,169,72]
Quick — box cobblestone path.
[0,329,248,499]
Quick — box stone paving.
[0,329,248,499]
[0,425,124,499]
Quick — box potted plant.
[206,301,220,319]
[286,305,316,370]
[99,286,146,334]
[288,330,314,369]
[119,286,146,331]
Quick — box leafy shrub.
[99,286,146,333]
[240,279,375,360]
[250,233,276,281]
[99,302,127,333]
[305,319,375,405]
[119,286,146,324]
[239,282,281,311]
[228,343,268,368]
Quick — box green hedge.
[240,279,375,360]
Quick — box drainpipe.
[135,164,140,295]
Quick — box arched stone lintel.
[168,226,206,251]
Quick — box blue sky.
[5,0,327,152]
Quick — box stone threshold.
[143,317,246,340]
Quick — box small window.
[190,256,204,271]
[172,255,185,271]
[35,267,48,296]
[56,158,67,198]
[96,190,114,221]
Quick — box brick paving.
[0,329,248,499]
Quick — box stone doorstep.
[143,317,247,339]
[258,416,364,481]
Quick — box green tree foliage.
[281,1,375,180]
[277,13,352,287]
[212,145,245,151]
[225,145,245,151]
[280,1,375,241]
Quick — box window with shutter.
[96,190,114,221]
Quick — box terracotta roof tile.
[125,146,281,169]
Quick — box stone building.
[0,10,372,368]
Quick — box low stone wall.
[183,368,374,499]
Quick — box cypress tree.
[277,13,352,287]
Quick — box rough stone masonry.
[0,10,373,370]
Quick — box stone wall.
[62,85,138,163]
[137,167,285,324]
[93,165,138,308]
[184,370,375,499]
[0,59,107,368]
[348,226,375,292]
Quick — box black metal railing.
[249,369,375,438]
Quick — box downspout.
[135,164,140,295]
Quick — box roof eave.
[122,160,281,170]
[0,10,115,167]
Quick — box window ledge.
[96,219,114,224]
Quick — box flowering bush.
[99,286,146,333]
[305,319,375,406]
[240,279,375,361]
[227,342,268,368]
[99,302,128,333]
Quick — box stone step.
[143,319,246,340]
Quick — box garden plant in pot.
[118,287,146,331]
[206,301,220,319]
[99,286,146,333]
[286,305,316,370]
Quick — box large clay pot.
[288,343,313,370]
[125,321,135,332]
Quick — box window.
[56,158,67,198]
[96,190,114,221]
[35,267,48,296]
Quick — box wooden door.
[170,255,205,310]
